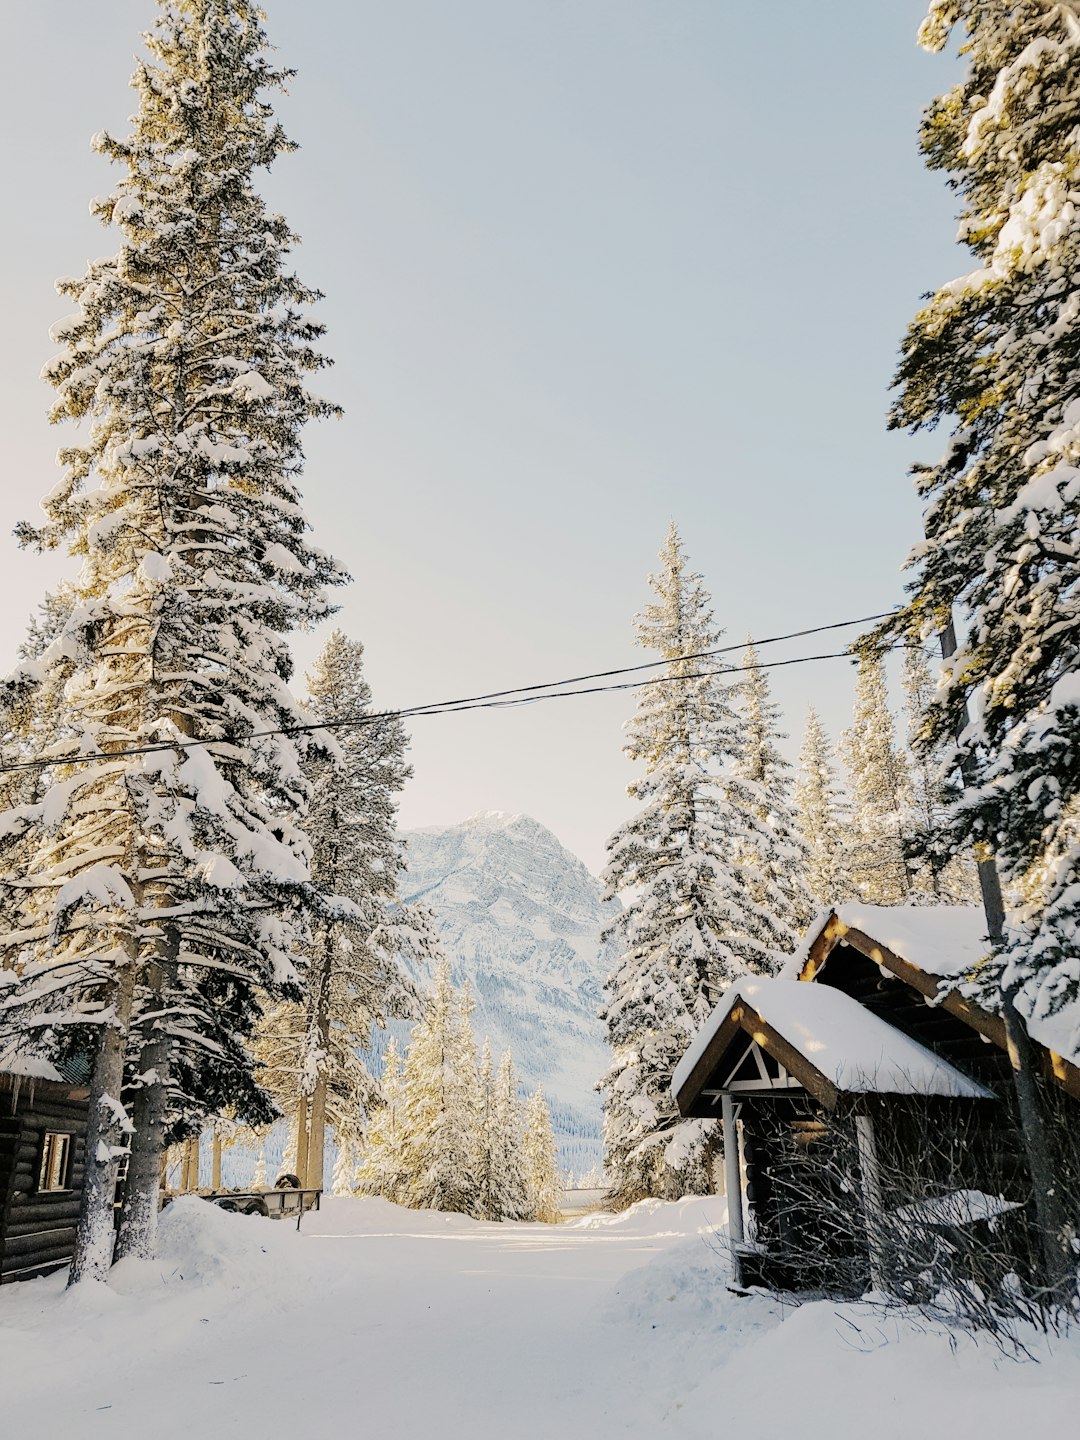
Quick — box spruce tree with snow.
[0,1,345,1278]
[523,1087,562,1224]
[399,960,483,1215]
[254,630,421,1190]
[883,0,1080,982]
[793,707,850,907]
[840,652,912,904]
[599,524,790,1207]
[876,1,1080,1292]
[355,1036,411,1204]
[735,641,814,935]
[486,1048,530,1221]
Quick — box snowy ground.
[2,1195,1078,1438]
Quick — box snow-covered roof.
[783,903,1080,1069]
[672,977,995,1105]
[0,1048,64,1083]
[783,904,990,983]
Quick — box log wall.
[0,1077,89,1283]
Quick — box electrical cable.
[0,610,896,777]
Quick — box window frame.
[37,1131,73,1193]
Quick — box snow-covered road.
[2,1195,1077,1439]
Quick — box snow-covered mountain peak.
[400,815,613,1171]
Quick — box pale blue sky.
[0,2,961,871]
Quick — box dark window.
[38,1132,72,1192]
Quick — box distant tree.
[735,641,815,935]
[486,1048,530,1221]
[254,631,422,1190]
[523,1087,562,1224]
[600,524,788,1207]
[794,707,850,907]
[400,961,482,1215]
[355,1036,411,1204]
[841,652,912,904]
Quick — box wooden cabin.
[672,905,1080,1294]
[0,1055,90,1283]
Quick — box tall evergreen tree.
[355,1036,411,1204]
[878,1,1080,1293]
[487,1048,530,1221]
[599,524,788,1207]
[400,960,482,1215]
[735,641,814,935]
[0,0,345,1278]
[254,631,420,1189]
[884,0,1080,993]
[840,652,912,904]
[522,1087,562,1224]
[794,707,850,907]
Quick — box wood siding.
[0,1078,89,1283]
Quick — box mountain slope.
[400,812,613,1173]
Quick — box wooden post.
[211,1128,222,1191]
[295,1096,310,1186]
[721,1092,744,1285]
[855,1112,888,1293]
[183,1135,200,1193]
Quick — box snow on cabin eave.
[0,1052,65,1084]
[672,976,996,1107]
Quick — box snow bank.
[678,1296,1080,1440]
[567,1194,725,1236]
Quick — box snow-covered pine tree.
[488,1048,530,1221]
[900,644,980,903]
[600,524,790,1207]
[0,1,345,1278]
[522,1087,561,1224]
[735,641,814,935]
[877,1,1080,1294]
[400,960,482,1215]
[793,707,850,907]
[355,1036,410,1204]
[255,630,420,1190]
[840,651,912,904]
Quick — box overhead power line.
[0,609,895,777]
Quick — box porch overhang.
[672,977,996,1118]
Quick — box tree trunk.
[114,1044,168,1260]
[307,1072,327,1190]
[115,955,171,1262]
[295,1094,310,1185]
[68,961,136,1285]
[306,966,333,1188]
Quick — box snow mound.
[600,1231,777,1344]
[568,1194,726,1235]
[111,1196,293,1296]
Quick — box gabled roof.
[791,904,1080,1099]
[672,977,995,1115]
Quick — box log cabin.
[0,1054,90,1283]
[671,905,1080,1294]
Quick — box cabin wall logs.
[0,1082,88,1282]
